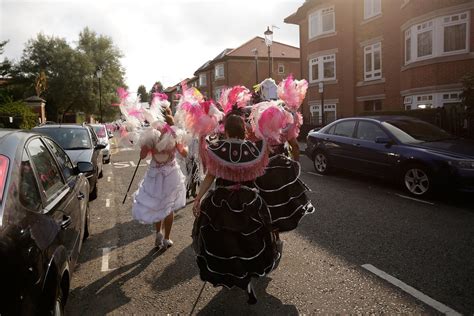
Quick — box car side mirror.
[76,161,94,174]
[375,137,392,144]
[95,143,106,150]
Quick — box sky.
[0,0,304,91]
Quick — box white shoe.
[163,239,173,248]
[155,232,164,248]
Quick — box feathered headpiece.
[249,101,293,143]
[174,84,223,137]
[219,85,252,114]
[277,75,308,111]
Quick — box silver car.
[90,124,112,164]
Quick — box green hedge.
[0,101,38,129]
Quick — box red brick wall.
[290,0,474,122]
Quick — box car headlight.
[454,160,474,169]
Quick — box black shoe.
[247,282,257,305]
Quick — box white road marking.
[307,171,323,177]
[113,162,130,168]
[130,160,136,167]
[105,199,110,207]
[107,176,111,182]
[395,194,435,205]
[101,247,116,272]
[362,264,461,315]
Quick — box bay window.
[309,54,336,83]
[405,11,469,64]
[309,6,335,39]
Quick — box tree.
[137,85,149,102]
[11,28,126,122]
[149,81,163,95]
[77,27,126,121]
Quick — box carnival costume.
[176,85,280,294]
[251,76,315,232]
[117,89,187,225]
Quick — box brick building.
[193,36,300,101]
[285,0,474,126]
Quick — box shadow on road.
[78,220,153,264]
[197,277,298,315]
[151,245,198,292]
[68,248,165,315]
[296,167,474,314]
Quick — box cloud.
[0,0,303,91]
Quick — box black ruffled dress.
[255,143,315,232]
[192,138,280,290]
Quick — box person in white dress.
[132,114,188,248]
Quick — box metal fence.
[300,107,474,140]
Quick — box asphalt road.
[66,139,474,315]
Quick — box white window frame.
[442,12,469,54]
[309,103,337,125]
[199,73,207,87]
[308,6,335,39]
[364,42,382,81]
[278,63,285,74]
[404,11,469,65]
[364,0,381,20]
[214,63,225,80]
[309,54,336,83]
[214,86,224,101]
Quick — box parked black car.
[306,116,474,196]
[32,124,105,200]
[0,130,92,315]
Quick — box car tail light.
[0,155,9,203]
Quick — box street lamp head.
[96,67,103,78]
[264,26,273,47]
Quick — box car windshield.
[93,125,107,138]
[36,128,92,150]
[384,119,455,142]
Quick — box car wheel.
[90,184,98,200]
[83,203,90,241]
[402,164,432,196]
[313,151,330,174]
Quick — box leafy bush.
[0,100,38,129]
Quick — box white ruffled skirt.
[132,159,186,224]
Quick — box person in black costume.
[192,114,280,305]
[254,105,315,254]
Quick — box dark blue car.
[305,116,474,196]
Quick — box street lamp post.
[251,48,259,85]
[264,26,273,78]
[96,67,103,123]
[319,82,325,127]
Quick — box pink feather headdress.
[249,101,293,143]
[174,84,223,137]
[277,75,308,112]
[219,85,252,114]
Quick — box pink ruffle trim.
[202,143,269,182]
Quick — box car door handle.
[60,216,72,230]
[77,192,85,200]
[353,143,361,147]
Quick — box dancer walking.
[192,113,279,304]
[252,76,315,239]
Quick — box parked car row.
[306,116,474,197]
[0,123,114,315]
